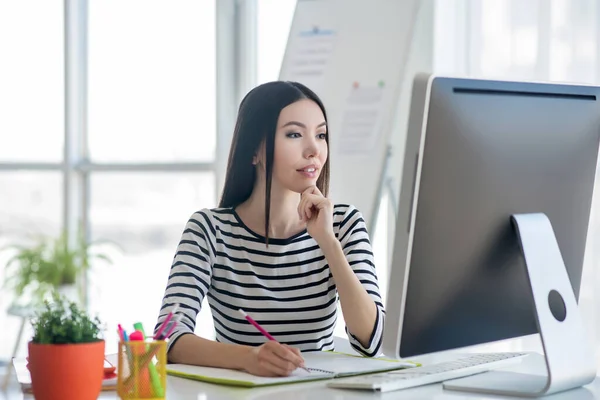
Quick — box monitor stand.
[443,213,597,397]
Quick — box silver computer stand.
[443,213,597,397]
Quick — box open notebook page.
[166,363,333,387]
[166,351,416,387]
[302,351,416,376]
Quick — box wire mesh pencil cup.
[117,340,167,400]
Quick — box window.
[0,172,62,359]
[87,0,218,346]
[88,173,216,352]
[435,0,600,84]
[0,0,243,363]
[0,0,63,361]
[548,0,598,83]
[472,0,542,80]
[88,0,216,163]
[257,0,297,84]
[0,1,64,161]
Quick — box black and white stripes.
[154,204,385,357]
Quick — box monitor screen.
[385,75,600,359]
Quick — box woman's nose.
[304,138,319,158]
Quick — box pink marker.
[117,324,125,342]
[154,303,180,340]
[238,308,310,373]
[238,309,276,340]
[162,313,183,339]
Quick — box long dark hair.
[218,81,330,244]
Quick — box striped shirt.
[154,204,385,357]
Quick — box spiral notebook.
[166,351,417,387]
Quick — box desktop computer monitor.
[383,74,600,360]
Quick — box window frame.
[0,0,257,306]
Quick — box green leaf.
[1,226,116,304]
[31,292,103,344]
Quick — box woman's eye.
[286,132,301,138]
[317,133,327,139]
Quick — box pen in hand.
[238,308,310,374]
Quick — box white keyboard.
[327,352,528,393]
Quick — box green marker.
[133,322,164,397]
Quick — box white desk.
[10,353,600,400]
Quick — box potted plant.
[2,229,112,305]
[28,293,105,400]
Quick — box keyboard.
[326,352,528,393]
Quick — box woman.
[154,81,385,377]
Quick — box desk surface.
[11,353,600,400]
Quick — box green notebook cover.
[166,351,418,388]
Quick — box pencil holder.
[117,340,167,400]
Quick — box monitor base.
[443,213,596,397]
[444,371,546,397]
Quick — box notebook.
[166,351,417,387]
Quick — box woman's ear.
[254,141,266,166]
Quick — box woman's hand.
[242,341,305,377]
[298,186,335,246]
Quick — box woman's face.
[270,99,328,194]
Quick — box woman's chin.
[280,175,320,194]
[287,183,316,194]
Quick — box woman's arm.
[156,210,305,376]
[320,236,378,347]
[169,334,251,368]
[154,211,213,354]
[299,188,385,356]
[169,334,305,376]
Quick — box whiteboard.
[279,0,422,232]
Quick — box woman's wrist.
[236,344,255,371]
[318,234,342,258]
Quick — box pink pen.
[154,303,179,340]
[238,309,275,340]
[162,313,183,339]
[117,324,125,341]
[238,309,310,373]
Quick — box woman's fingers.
[303,195,320,220]
[258,358,292,377]
[282,344,302,356]
[282,344,305,366]
[299,186,328,222]
[264,345,299,373]
[310,186,324,197]
[298,192,313,221]
[298,195,307,221]
[304,199,313,219]
[305,194,329,216]
[272,343,303,365]
[257,342,301,376]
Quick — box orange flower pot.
[28,340,105,400]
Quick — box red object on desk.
[104,358,117,377]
